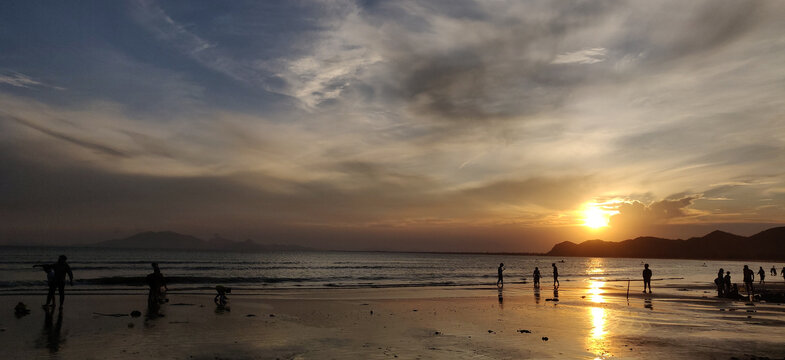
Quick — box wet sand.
[1,284,784,359]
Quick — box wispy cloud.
[552,48,607,64]
[0,71,64,90]
[0,0,784,248]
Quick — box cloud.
[0,71,64,90]
[609,196,700,230]
[4,115,130,158]
[552,48,607,64]
[1,1,784,249]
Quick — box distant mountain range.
[547,226,785,261]
[93,231,313,252]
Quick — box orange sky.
[0,1,783,251]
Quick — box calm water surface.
[1,247,781,294]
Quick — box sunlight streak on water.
[588,280,606,303]
[586,263,611,359]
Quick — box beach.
[3,282,785,360]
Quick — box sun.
[582,203,617,229]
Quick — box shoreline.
[2,284,785,359]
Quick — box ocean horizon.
[3,246,781,295]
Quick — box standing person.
[551,263,559,288]
[723,271,732,297]
[715,268,725,297]
[771,266,777,276]
[33,264,56,307]
[496,263,505,288]
[757,266,766,285]
[742,265,755,298]
[642,264,653,294]
[146,263,168,305]
[533,267,541,288]
[51,255,74,308]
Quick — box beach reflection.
[586,270,611,359]
[35,307,64,353]
[588,280,606,304]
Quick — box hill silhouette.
[547,226,785,261]
[94,231,312,252]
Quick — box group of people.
[716,264,785,299]
[496,262,562,289]
[33,255,73,309]
[33,256,170,308]
[33,256,235,310]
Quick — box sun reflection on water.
[590,307,606,338]
[588,280,606,303]
[586,262,611,359]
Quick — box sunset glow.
[582,203,618,229]
[0,1,783,253]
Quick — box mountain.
[93,231,312,252]
[546,226,785,261]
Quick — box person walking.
[146,263,168,305]
[642,264,653,294]
[533,267,541,288]
[496,263,505,288]
[757,266,766,285]
[770,266,777,276]
[51,255,73,308]
[551,263,559,288]
[743,265,755,299]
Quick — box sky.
[0,0,783,252]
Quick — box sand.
[1,284,785,359]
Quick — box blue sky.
[1,0,784,251]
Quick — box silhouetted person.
[51,255,73,308]
[757,266,765,285]
[782,267,785,281]
[146,262,168,305]
[33,264,56,307]
[723,271,731,296]
[215,285,231,306]
[729,283,741,299]
[642,264,652,293]
[496,263,505,288]
[715,268,725,297]
[551,263,559,288]
[533,267,541,288]
[771,266,777,276]
[743,265,754,298]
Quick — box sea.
[0,247,781,295]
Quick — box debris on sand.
[518,329,531,333]
[541,336,549,341]
[14,302,30,317]
[130,310,142,317]
[93,312,128,317]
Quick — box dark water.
[1,247,780,294]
